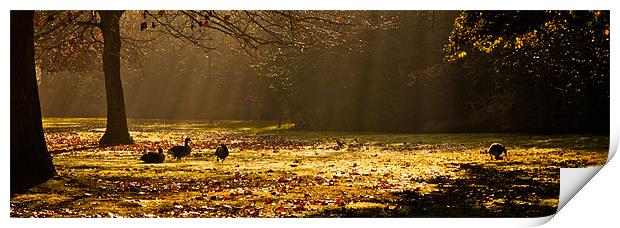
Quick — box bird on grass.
[168,137,192,160]
[140,147,165,163]
[486,143,507,160]
[215,144,229,162]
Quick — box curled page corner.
[526,215,555,226]
[555,123,616,217]
[558,166,604,211]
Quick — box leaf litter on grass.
[10,118,608,218]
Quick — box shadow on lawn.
[49,145,100,154]
[312,163,558,218]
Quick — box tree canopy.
[34,10,610,134]
[442,10,609,133]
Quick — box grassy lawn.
[10,118,609,218]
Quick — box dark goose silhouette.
[487,143,507,160]
[215,144,229,162]
[141,147,165,163]
[168,137,192,160]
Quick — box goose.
[168,137,191,160]
[486,143,507,160]
[140,147,165,163]
[215,144,229,162]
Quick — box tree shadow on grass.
[49,145,100,154]
[312,163,558,218]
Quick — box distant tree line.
[38,42,281,121]
[288,11,609,134]
[38,11,609,134]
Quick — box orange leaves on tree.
[140,22,147,31]
[67,16,74,24]
[95,33,104,42]
[34,18,44,27]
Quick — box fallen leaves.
[10,118,608,218]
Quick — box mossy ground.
[10,118,608,217]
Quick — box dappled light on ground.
[10,118,608,217]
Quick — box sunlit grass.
[10,118,608,218]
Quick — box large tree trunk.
[98,11,133,146]
[11,10,56,194]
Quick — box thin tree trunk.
[98,10,133,146]
[11,10,56,194]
